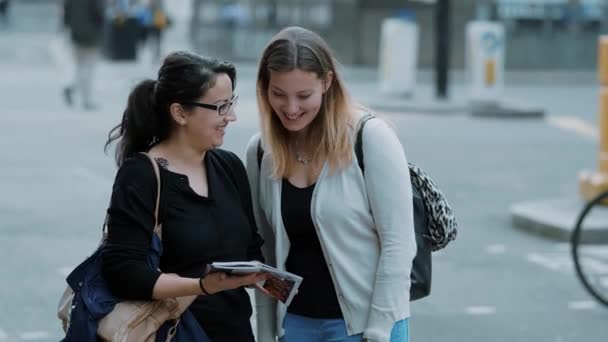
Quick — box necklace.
[296,150,311,165]
[295,139,312,165]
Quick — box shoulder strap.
[355,113,375,174]
[257,138,264,170]
[140,155,198,314]
[140,152,162,235]
[101,153,163,240]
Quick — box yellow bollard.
[485,58,496,87]
[599,36,608,85]
[579,36,608,204]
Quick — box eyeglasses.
[181,94,238,116]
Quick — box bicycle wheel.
[571,190,608,307]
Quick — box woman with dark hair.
[246,27,416,342]
[102,51,265,341]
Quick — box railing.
[493,0,606,32]
[190,0,335,62]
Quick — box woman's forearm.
[151,273,202,299]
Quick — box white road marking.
[465,306,496,315]
[528,249,608,302]
[527,252,569,271]
[525,252,587,273]
[485,244,506,254]
[433,248,447,258]
[554,243,571,251]
[576,255,608,274]
[19,331,50,340]
[71,167,111,187]
[568,300,598,310]
[582,246,608,259]
[57,266,73,277]
[546,116,598,140]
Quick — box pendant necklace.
[295,139,311,165]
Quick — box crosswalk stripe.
[526,252,570,272]
[72,167,112,187]
[568,300,598,310]
[19,331,50,340]
[546,116,598,140]
[57,266,74,277]
[485,244,507,254]
[465,306,496,315]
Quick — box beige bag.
[57,153,197,341]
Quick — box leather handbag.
[57,153,197,341]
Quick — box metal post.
[435,0,450,99]
[602,2,608,34]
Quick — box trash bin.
[378,10,419,96]
[466,21,505,104]
[103,17,140,61]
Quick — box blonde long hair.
[256,26,357,178]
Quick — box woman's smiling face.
[267,69,331,134]
[183,73,237,150]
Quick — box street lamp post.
[435,0,450,100]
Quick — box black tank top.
[281,179,343,318]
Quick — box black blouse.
[101,150,264,341]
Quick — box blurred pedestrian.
[247,26,416,342]
[0,0,10,28]
[137,0,170,62]
[62,0,104,111]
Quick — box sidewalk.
[2,39,594,121]
[2,0,598,118]
[344,67,594,116]
[225,64,592,116]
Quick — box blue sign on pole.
[481,31,502,55]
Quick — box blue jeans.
[281,313,409,342]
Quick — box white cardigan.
[244,117,416,342]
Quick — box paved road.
[0,2,607,341]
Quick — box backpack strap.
[257,138,264,170]
[354,113,376,174]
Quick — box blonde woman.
[245,27,416,342]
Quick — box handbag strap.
[102,153,163,240]
[140,152,162,237]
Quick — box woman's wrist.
[198,276,211,295]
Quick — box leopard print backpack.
[355,113,458,300]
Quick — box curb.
[471,102,545,119]
[510,198,608,243]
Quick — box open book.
[205,261,303,306]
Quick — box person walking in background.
[246,26,416,342]
[0,0,11,28]
[102,51,267,342]
[62,0,104,111]
[137,0,169,62]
